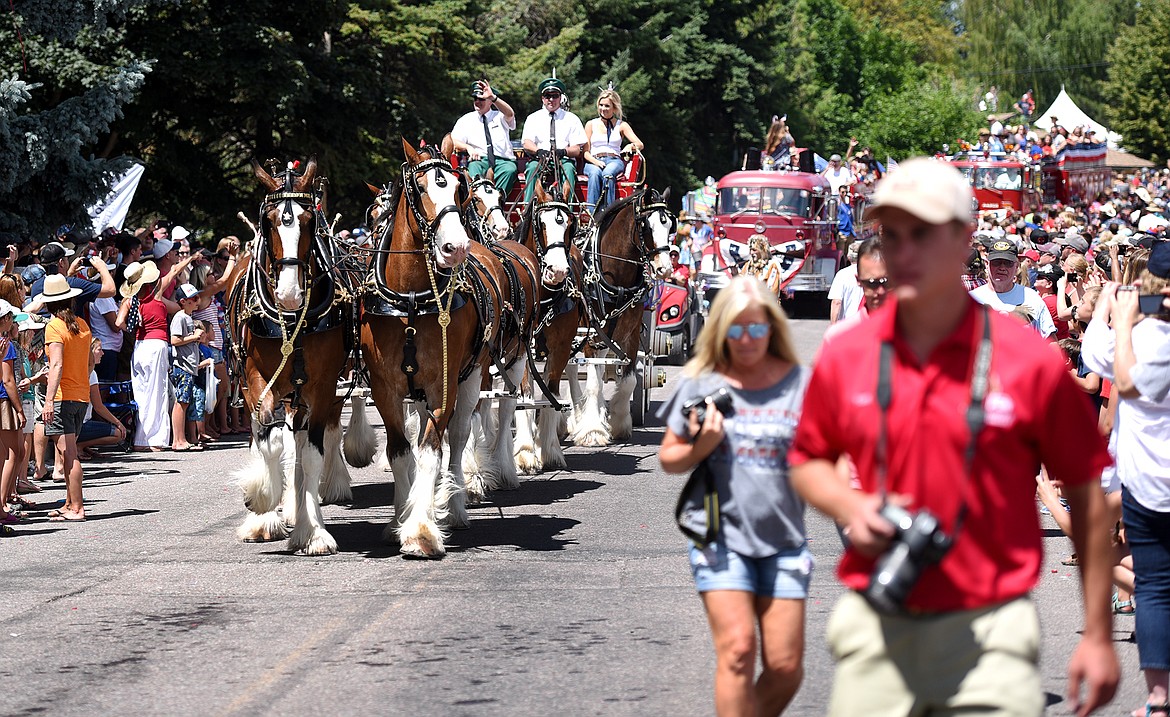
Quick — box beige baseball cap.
[864,157,974,225]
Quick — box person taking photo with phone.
[788,158,1118,717]
[1081,244,1170,717]
[657,275,812,716]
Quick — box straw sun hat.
[119,260,162,299]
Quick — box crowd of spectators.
[1,221,248,533]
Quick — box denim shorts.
[689,541,813,598]
[78,419,118,444]
[208,346,224,365]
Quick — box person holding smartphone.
[657,275,811,716]
[1081,245,1170,717]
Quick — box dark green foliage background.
[0,0,1151,239]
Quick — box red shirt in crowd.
[136,294,169,342]
[789,296,1110,612]
[1041,293,1070,340]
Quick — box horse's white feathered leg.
[237,422,291,541]
[572,361,611,447]
[288,430,338,555]
[444,374,481,529]
[319,422,353,504]
[397,442,446,558]
[608,370,636,442]
[342,395,377,467]
[492,360,526,489]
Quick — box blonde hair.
[1139,269,1169,296]
[683,276,797,377]
[1064,253,1089,280]
[597,89,623,119]
[1122,248,1150,285]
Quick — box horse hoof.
[541,452,568,472]
[319,485,353,506]
[574,430,611,448]
[515,449,541,475]
[236,512,289,542]
[465,475,487,505]
[292,530,338,556]
[400,539,444,559]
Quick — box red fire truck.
[1041,143,1109,205]
[947,152,1042,218]
[705,170,843,296]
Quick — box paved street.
[1,316,1145,716]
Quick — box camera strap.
[875,305,993,535]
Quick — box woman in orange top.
[37,275,92,522]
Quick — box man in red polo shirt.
[789,157,1118,717]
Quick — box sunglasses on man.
[859,277,889,290]
[542,92,562,100]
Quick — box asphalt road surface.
[2,316,1145,716]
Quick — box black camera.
[863,503,954,615]
[680,387,734,426]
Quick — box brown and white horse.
[467,176,512,242]
[227,158,376,555]
[457,170,541,499]
[361,137,517,557]
[570,188,674,446]
[511,182,586,473]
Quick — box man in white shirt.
[88,293,122,381]
[994,167,1022,190]
[970,240,1056,337]
[827,243,863,323]
[822,154,853,194]
[521,77,586,203]
[451,79,518,195]
[988,114,1004,138]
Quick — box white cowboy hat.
[35,274,84,304]
[0,299,14,319]
[119,260,162,298]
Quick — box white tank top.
[588,118,623,156]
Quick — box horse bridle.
[256,174,332,302]
[402,157,466,250]
[467,177,509,239]
[527,198,575,287]
[635,195,675,265]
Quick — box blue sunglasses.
[726,322,770,340]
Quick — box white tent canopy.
[1033,86,1122,148]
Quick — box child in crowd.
[169,284,205,451]
[194,320,215,443]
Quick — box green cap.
[538,77,567,96]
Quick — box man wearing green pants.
[451,79,518,196]
[521,77,586,203]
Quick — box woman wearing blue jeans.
[583,89,643,215]
[1082,272,1170,717]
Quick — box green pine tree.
[0,1,152,239]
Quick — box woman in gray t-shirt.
[658,275,811,716]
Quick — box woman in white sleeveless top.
[584,89,644,215]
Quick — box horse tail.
[343,394,377,467]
